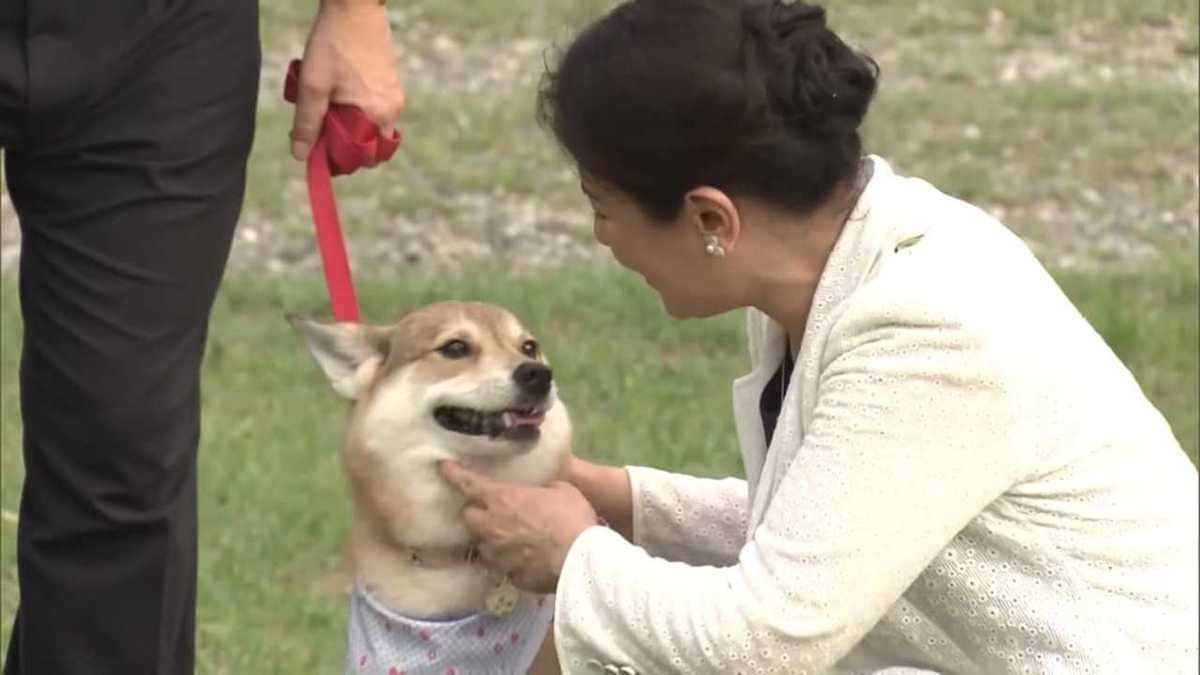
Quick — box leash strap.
[282,59,402,323]
[304,134,361,322]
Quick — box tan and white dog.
[290,301,568,675]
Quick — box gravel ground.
[2,13,1197,277]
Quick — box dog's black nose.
[513,362,552,397]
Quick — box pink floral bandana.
[344,581,555,675]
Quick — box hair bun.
[770,1,827,40]
[538,0,878,221]
[743,0,877,137]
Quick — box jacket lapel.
[739,156,924,527]
[732,309,786,503]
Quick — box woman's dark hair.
[537,0,880,222]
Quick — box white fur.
[291,309,571,623]
[358,369,569,552]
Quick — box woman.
[439,1,1200,672]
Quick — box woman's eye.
[586,199,607,220]
[439,340,471,359]
[521,340,539,357]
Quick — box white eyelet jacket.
[552,156,1199,674]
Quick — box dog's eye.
[439,339,471,359]
[521,340,539,358]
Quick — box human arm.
[562,456,635,540]
[434,454,750,593]
[289,0,405,160]
[551,308,1032,673]
[565,456,749,567]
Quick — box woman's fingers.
[439,460,501,503]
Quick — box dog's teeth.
[502,412,514,428]
[484,412,502,437]
[455,409,470,431]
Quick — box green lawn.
[2,254,1198,671]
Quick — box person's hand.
[290,0,406,161]
[439,460,599,593]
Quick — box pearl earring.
[704,234,725,258]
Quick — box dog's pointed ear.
[288,314,389,400]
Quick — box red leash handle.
[283,59,402,322]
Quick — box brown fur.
[292,301,569,674]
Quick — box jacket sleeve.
[553,306,1033,674]
[626,465,748,567]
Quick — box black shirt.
[759,347,794,447]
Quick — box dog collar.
[397,542,482,569]
[382,543,520,616]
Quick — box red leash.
[282,59,401,322]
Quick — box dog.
[290,301,569,675]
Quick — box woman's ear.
[682,186,741,255]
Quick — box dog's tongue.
[505,410,545,428]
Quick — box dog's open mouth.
[433,405,547,441]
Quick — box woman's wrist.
[563,455,634,540]
[561,453,590,488]
[562,454,606,499]
[550,490,601,577]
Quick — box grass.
[1054,250,1200,457]
[2,253,1198,670]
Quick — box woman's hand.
[562,455,635,541]
[439,461,599,593]
[291,0,406,160]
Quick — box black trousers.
[1,0,259,672]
